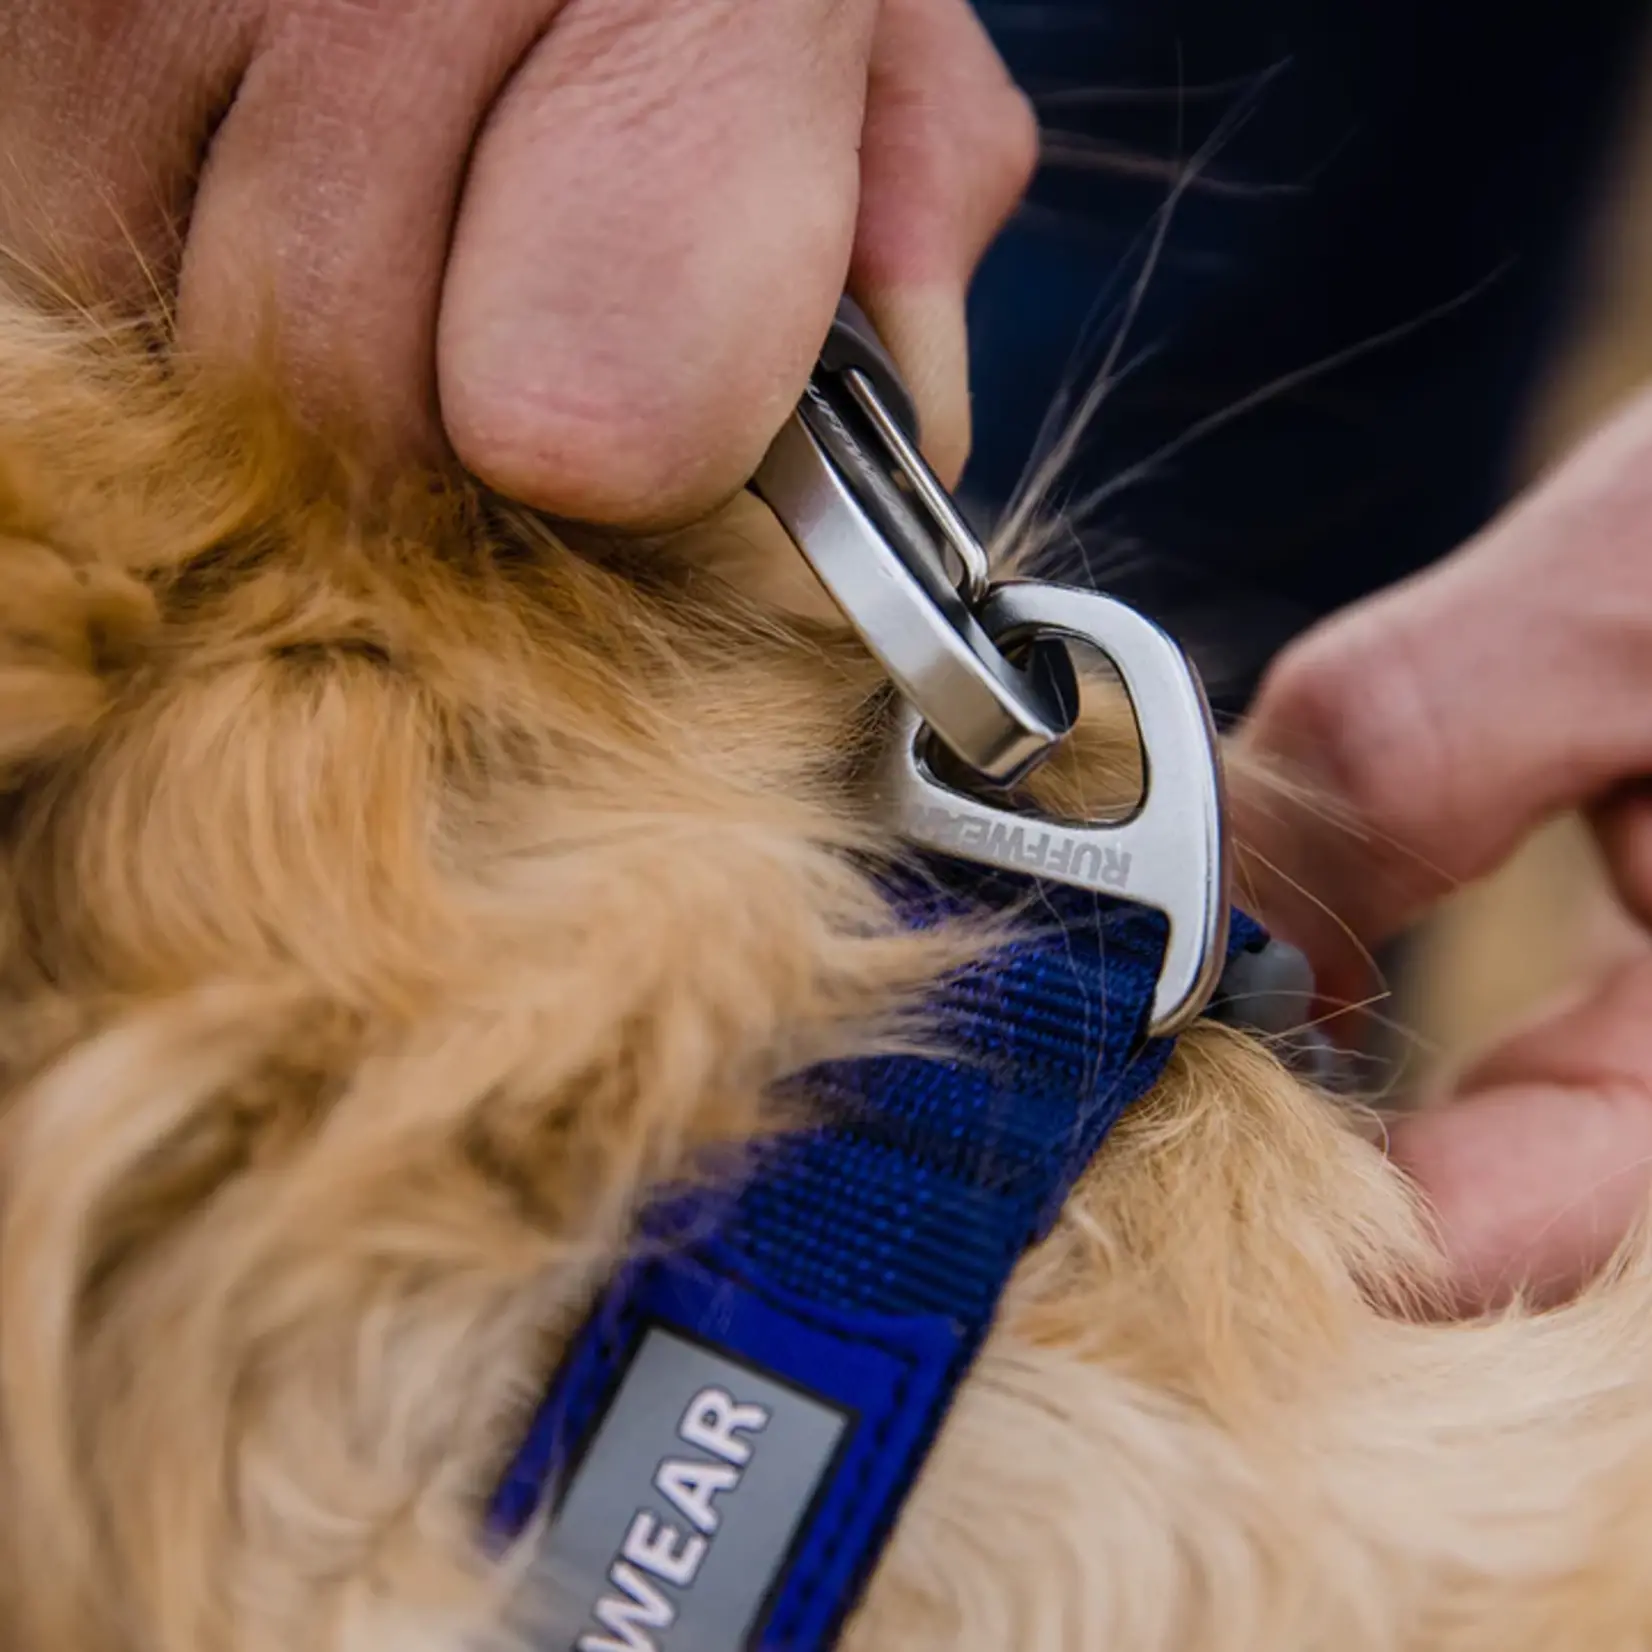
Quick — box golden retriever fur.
[2,283,1652,1652]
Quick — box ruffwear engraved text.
[907,806,1133,891]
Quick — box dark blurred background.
[963,0,1651,714]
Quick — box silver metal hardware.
[838,368,991,604]
[875,582,1230,1036]
[753,404,1073,787]
[752,302,1232,1032]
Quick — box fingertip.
[850,0,1038,487]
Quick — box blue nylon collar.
[487,868,1263,1652]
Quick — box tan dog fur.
[1,288,1652,1652]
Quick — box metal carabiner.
[874,581,1231,1037]
[752,301,1077,788]
[751,299,1232,1033]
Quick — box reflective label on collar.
[519,1326,852,1652]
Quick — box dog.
[2,283,1652,1652]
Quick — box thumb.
[1236,383,1652,998]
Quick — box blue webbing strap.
[488,870,1264,1652]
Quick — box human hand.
[1235,383,1652,1311]
[0,0,1035,524]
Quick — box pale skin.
[1239,382,1652,1312]
[0,0,1036,517]
[4,0,1643,1317]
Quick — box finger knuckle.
[1259,614,1459,897]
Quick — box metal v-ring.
[876,580,1231,1036]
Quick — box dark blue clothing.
[966,0,1651,712]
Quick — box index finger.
[1233,382,1652,1002]
[437,0,880,528]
